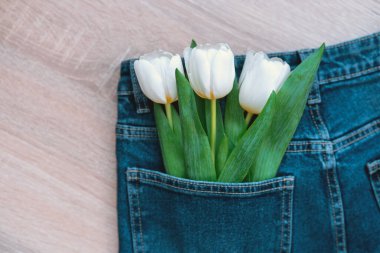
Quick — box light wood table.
[0,1,379,252]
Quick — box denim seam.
[130,60,150,114]
[117,117,380,154]
[331,166,347,252]
[325,165,340,252]
[374,173,380,208]
[116,134,158,141]
[128,177,293,196]
[127,169,294,189]
[325,157,347,253]
[117,124,157,131]
[310,82,347,253]
[287,186,294,253]
[368,160,380,209]
[127,178,138,253]
[319,65,380,85]
[279,189,285,253]
[136,179,145,253]
[334,127,380,152]
[118,91,133,96]
[309,106,324,137]
[368,160,380,174]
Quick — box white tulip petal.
[238,51,291,114]
[134,59,166,104]
[273,62,291,92]
[239,50,255,87]
[189,48,211,98]
[166,54,183,102]
[183,47,192,71]
[210,49,235,98]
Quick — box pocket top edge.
[126,167,294,196]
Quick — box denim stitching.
[375,173,380,207]
[319,66,380,85]
[118,91,133,95]
[129,174,294,192]
[368,161,380,174]
[334,127,380,152]
[116,134,158,140]
[117,124,157,131]
[333,120,380,147]
[128,177,293,195]
[331,166,347,252]
[326,167,340,252]
[127,178,138,253]
[127,169,293,187]
[136,179,145,253]
[117,117,380,154]
[287,187,293,253]
[309,106,323,137]
[127,169,294,189]
[279,189,285,253]
[130,60,150,113]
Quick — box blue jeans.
[116,33,380,253]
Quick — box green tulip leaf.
[190,39,197,48]
[153,103,186,178]
[176,69,216,181]
[224,79,246,145]
[218,92,277,182]
[195,95,206,132]
[249,44,325,181]
[216,134,229,176]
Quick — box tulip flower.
[239,51,290,125]
[134,50,184,128]
[183,43,235,162]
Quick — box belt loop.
[130,60,151,114]
[297,49,322,105]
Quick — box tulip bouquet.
[134,40,324,182]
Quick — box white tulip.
[134,50,184,104]
[183,43,235,99]
[239,51,290,115]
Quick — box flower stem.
[210,98,216,163]
[165,103,173,129]
[245,112,253,126]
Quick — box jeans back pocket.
[367,159,380,210]
[126,167,294,253]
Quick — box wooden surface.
[0,0,379,252]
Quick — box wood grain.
[0,0,379,252]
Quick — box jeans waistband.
[118,32,380,114]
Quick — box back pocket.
[367,159,380,210]
[126,167,294,253]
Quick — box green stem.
[245,112,254,126]
[165,103,173,129]
[210,98,216,163]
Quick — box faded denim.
[116,33,380,253]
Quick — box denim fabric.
[116,33,380,253]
